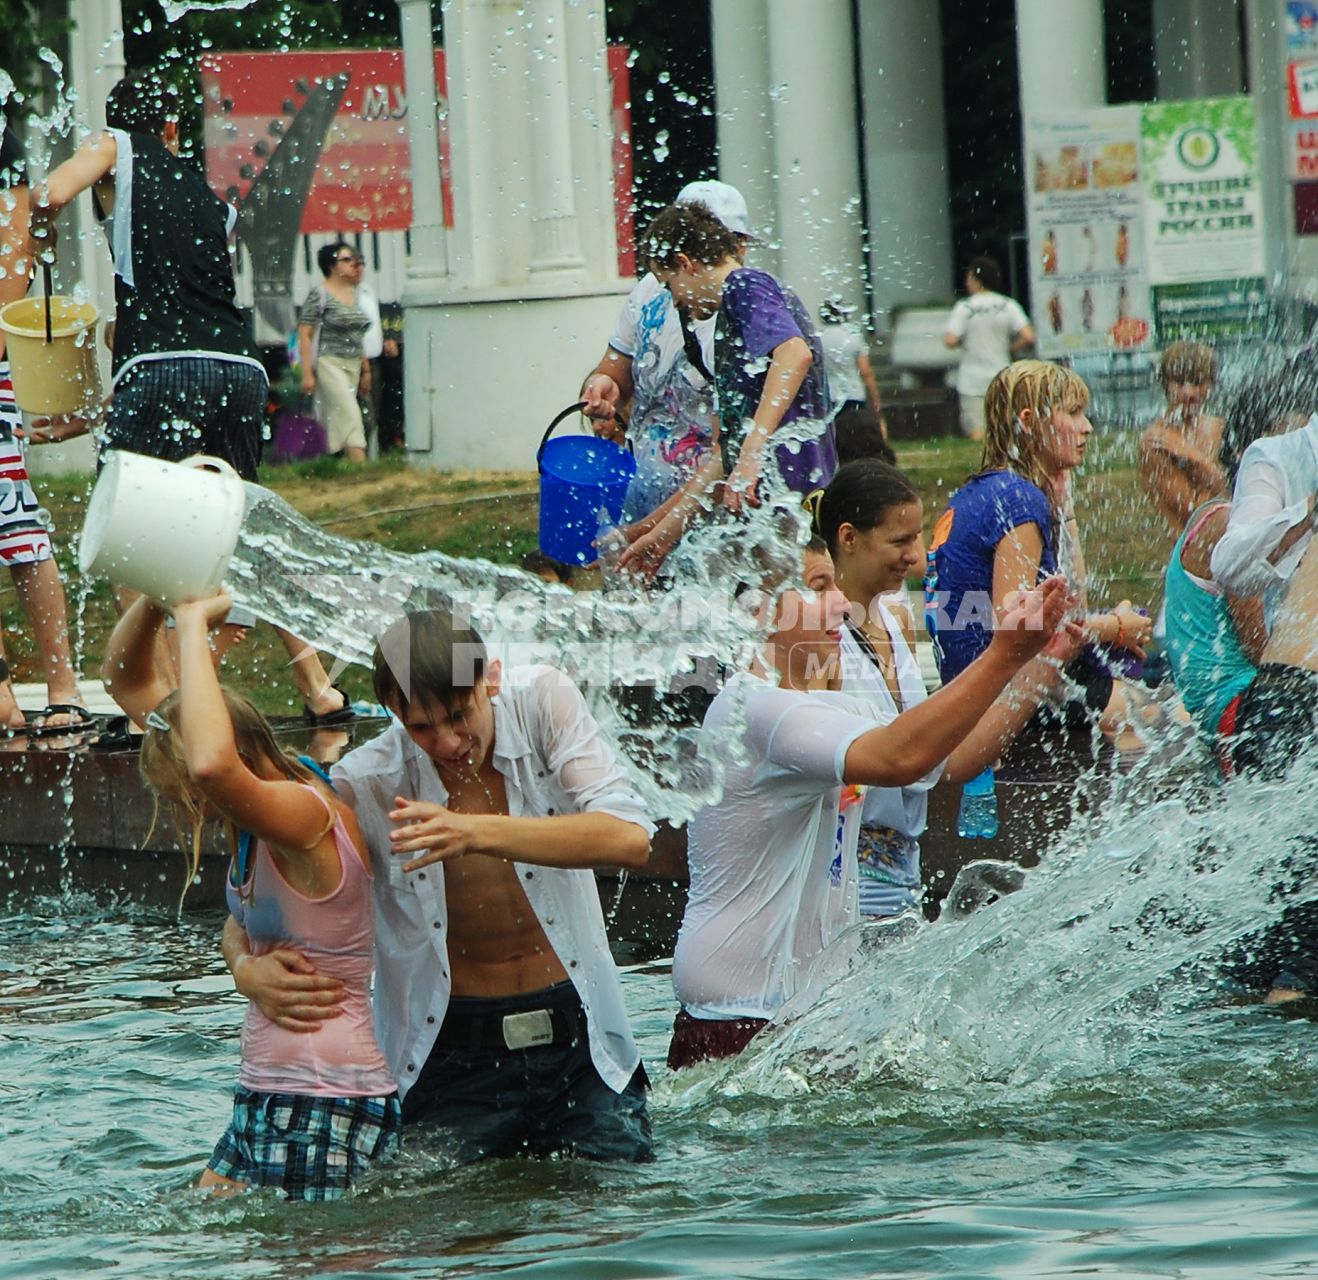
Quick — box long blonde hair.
[981,359,1091,513]
[140,687,323,913]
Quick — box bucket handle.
[536,402,633,469]
[537,402,590,469]
[180,454,240,479]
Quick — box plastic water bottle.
[957,767,999,839]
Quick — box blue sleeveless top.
[1163,502,1257,740]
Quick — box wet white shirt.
[332,665,655,1099]
[1210,415,1318,626]
[672,673,875,1022]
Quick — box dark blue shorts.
[207,1086,401,1201]
[402,981,652,1164]
[106,357,266,480]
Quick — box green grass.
[2,436,1167,715]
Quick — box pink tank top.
[228,785,396,1098]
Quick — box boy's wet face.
[399,679,497,776]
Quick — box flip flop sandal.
[302,684,356,727]
[88,714,143,752]
[29,704,97,738]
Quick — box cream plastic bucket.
[79,452,247,605]
[0,296,101,415]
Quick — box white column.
[67,0,123,320]
[1243,0,1292,284]
[710,0,778,272]
[524,0,585,277]
[29,0,122,477]
[856,1,955,327]
[1153,0,1245,99]
[396,0,449,288]
[1015,0,1107,117]
[764,0,865,318]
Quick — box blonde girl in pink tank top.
[140,589,399,1201]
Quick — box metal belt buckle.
[502,1008,555,1050]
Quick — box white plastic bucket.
[79,452,247,605]
[0,296,101,415]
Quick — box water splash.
[674,746,1316,1102]
[224,476,812,825]
[159,0,260,21]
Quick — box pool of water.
[3,883,1315,1280]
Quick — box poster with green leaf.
[1140,97,1264,285]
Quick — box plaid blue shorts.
[207,1086,402,1201]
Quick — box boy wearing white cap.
[578,179,752,582]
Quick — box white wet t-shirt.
[673,672,876,1022]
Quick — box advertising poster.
[1025,106,1153,358]
[1140,96,1266,341]
[200,49,633,271]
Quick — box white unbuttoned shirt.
[1211,415,1318,626]
[332,665,655,1099]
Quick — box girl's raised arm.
[172,594,330,854]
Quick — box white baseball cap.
[676,179,752,237]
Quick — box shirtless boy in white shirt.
[227,608,656,1163]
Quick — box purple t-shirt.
[715,267,835,494]
[925,470,1057,682]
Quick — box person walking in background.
[298,241,371,463]
[943,255,1035,441]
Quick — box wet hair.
[140,687,322,912]
[372,607,488,715]
[967,254,1003,293]
[317,241,358,278]
[981,359,1091,512]
[1219,346,1318,482]
[805,533,829,557]
[833,406,897,467]
[638,201,739,273]
[105,73,180,135]
[816,459,920,557]
[1160,340,1217,390]
[519,549,575,584]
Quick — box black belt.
[433,1004,579,1052]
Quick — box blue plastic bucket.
[537,402,636,566]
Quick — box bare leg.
[275,626,348,717]
[0,634,25,731]
[114,584,178,687]
[10,558,86,721]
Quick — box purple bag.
[272,402,328,463]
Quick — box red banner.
[200,48,633,272]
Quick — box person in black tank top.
[35,73,355,726]
[31,72,265,478]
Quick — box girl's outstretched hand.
[992,575,1076,664]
